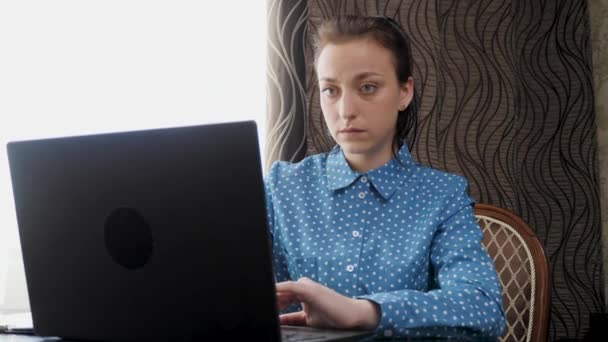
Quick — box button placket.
[345,178,368,292]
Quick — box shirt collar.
[326,143,417,200]
[326,146,360,190]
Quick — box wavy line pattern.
[265,0,310,170]
[264,0,604,340]
[588,0,608,316]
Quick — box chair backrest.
[474,204,551,342]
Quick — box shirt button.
[352,230,360,238]
[346,265,355,272]
[360,176,368,183]
[358,192,365,199]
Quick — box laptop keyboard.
[281,326,333,342]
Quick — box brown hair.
[313,15,419,154]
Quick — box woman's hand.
[276,277,381,330]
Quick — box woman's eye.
[361,84,377,94]
[321,87,336,96]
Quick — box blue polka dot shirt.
[264,144,506,339]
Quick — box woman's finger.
[275,280,301,293]
[276,291,298,310]
[279,311,308,326]
[275,278,316,302]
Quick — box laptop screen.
[7,121,282,341]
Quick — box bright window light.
[0,0,267,311]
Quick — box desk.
[0,336,58,342]
[0,334,471,342]
[0,332,493,341]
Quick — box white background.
[0,0,267,311]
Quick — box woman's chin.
[339,142,372,156]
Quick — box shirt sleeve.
[264,162,291,283]
[356,177,506,340]
[265,162,304,314]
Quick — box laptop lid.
[7,121,281,341]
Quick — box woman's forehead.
[316,39,396,81]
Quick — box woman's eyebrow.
[319,76,337,82]
[353,72,384,80]
[319,72,384,83]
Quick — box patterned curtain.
[265,0,605,339]
[589,0,608,312]
[265,0,309,167]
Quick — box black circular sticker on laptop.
[104,207,154,269]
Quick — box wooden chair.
[474,204,551,342]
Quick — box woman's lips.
[339,128,365,133]
[338,128,365,139]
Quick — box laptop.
[6,121,373,341]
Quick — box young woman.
[264,15,506,339]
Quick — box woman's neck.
[343,144,396,173]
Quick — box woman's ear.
[399,77,414,109]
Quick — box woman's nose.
[338,92,357,119]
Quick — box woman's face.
[316,38,413,169]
